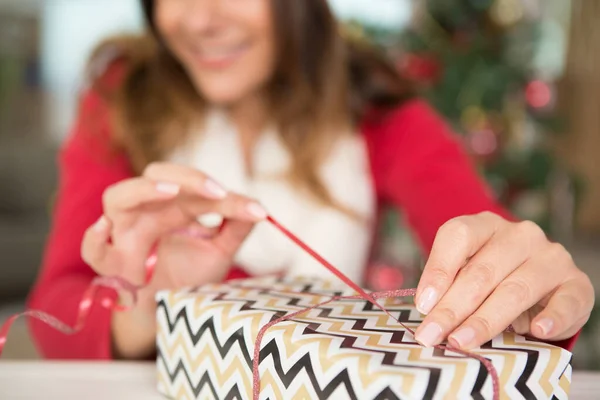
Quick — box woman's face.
[155,0,276,106]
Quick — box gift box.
[155,276,572,400]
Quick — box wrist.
[110,288,157,360]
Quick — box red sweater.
[26,72,578,360]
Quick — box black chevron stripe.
[480,341,537,399]
[428,347,490,399]
[157,347,245,399]
[259,337,363,399]
[314,300,423,324]
[157,299,253,368]
[303,321,442,399]
[550,354,572,400]
[371,387,405,400]
[217,289,422,326]
[470,360,488,400]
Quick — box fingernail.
[449,327,476,349]
[156,182,180,195]
[197,213,224,228]
[93,216,109,232]
[536,318,554,336]
[246,202,267,219]
[415,322,443,347]
[204,179,227,199]
[176,227,214,240]
[417,287,438,315]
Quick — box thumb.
[212,219,257,256]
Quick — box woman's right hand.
[80,162,267,359]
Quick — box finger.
[103,178,181,219]
[81,216,117,275]
[445,245,566,349]
[174,220,220,240]
[414,225,535,347]
[212,219,256,256]
[416,212,505,315]
[143,162,227,199]
[530,272,594,342]
[178,192,268,223]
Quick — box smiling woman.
[24,0,593,363]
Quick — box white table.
[0,361,598,399]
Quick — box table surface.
[0,361,598,399]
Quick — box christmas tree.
[349,0,576,232]
[340,1,578,288]
[398,0,577,234]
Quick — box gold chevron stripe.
[269,317,468,397]
[292,383,316,399]
[264,322,473,397]
[176,383,192,400]
[504,333,564,396]
[157,368,171,394]
[158,328,252,395]
[264,323,394,386]
[464,348,516,400]
[165,286,420,340]
[407,347,468,399]
[258,369,285,399]
[558,368,570,395]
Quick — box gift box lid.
[156,276,572,400]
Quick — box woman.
[27,0,593,361]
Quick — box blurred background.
[0,0,599,370]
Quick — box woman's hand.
[414,211,595,350]
[80,162,266,359]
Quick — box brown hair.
[90,0,413,212]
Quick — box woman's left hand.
[414,211,595,350]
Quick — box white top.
[168,110,377,283]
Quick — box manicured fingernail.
[536,318,554,336]
[176,227,214,240]
[417,287,438,315]
[204,179,227,199]
[246,202,267,219]
[156,182,180,195]
[197,213,224,228]
[415,322,443,347]
[449,327,476,349]
[93,216,109,232]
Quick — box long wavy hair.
[89,0,413,212]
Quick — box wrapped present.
[155,276,572,400]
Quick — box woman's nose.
[181,0,227,35]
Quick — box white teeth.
[196,45,244,59]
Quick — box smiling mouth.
[190,43,249,68]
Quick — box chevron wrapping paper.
[155,276,572,400]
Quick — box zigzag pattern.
[157,298,254,369]
[156,277,572,400]
[157,348,245,400]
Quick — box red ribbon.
[0,216,500,400]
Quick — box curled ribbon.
[0,216,501,400]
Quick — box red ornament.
[398,53,442,84]
[368,263,405,291]
[525,80,552,109]
[469,129,498,156]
